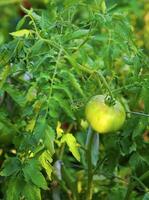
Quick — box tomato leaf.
[22,183,41,200]
[6,175,24,200]
[22,159,48,190]
[0,157,21,177]
[61,133,80,161]
[39,151,53,180]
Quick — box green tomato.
[85,95,126,134]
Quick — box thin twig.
[127,111,149,117]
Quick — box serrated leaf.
[61,70,85,97]
[4,84,26,107]
[6,175,24,200]
[53,84,73,101]
[35,54,50,69]
[0,157,21,177]
[23,183,41,200]
[61,133,80,161]
[132,117,148,139]
[23,159,48,190]
[44,125,55,154]
[64,29,89,41]
[129,152,147,171]
[30,40,45,56]
[53,95,75,120]
[41,11,51,31]
[33,117,47,141]
[39,151,53,180]
[0,41,16,66]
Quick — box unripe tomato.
[85,95,126,134]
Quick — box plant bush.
[0,1,149,200]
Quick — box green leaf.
[23,183,41,200]
[132,117,148,139]
[41,11,51,31]
[0,42,15,66]
[44,126,55,154]
[61,70,85,97]
[34,54,50,69]
[53,94,75,120]
[30,40,45,56]
[142,84,149,113]
[0,65,10,89]
[23,159,48,190]
[107,186,126,200]
[53,84,73,101]
[6,175,24,200]
[61,133,80,161]
[4,84,26,107]
[0,157,21,177]
[129,152,147,171]
[64,29,89,41]
[39,151,53,180]
[33,117,47,141]
[16,16,27,30]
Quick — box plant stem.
[86,127,94,200]
[97,71,114,99]
[127,111,149,117]
[124,175,137,200]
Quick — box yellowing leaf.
[33,100,42,113]
[39,151,53,180]
[26,119,36,132]
[10,29,31,37]
[101,1,107,13]
[61,133,80,161]
[77,181,82,193]
[56,121,64,138]
[26,86,37,102]
[80,119,89,129]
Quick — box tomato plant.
[0,0,149,200]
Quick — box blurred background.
[0,0,149,53]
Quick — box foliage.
[0,0,149,200]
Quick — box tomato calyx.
[104,95,116,106]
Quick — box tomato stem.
[127,111,149,117]
[97,71,115,100]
